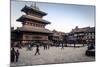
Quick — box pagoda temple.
[11,3,52,45]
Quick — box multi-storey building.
[64,26,95,44]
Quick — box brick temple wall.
[22,34,48,41]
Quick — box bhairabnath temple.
[11,3,52,46]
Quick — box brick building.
[64,26,95,44]
[49,29,65,46]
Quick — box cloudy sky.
[11,0,95,33]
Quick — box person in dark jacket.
[15,49,20,62]
[35,44,40,55]
[11,48,16,62]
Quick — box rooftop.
[17,15,51,24]
[71,26,95,33]
[21,5,47,16]
[14,27,53,34]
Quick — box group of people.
[11,41,65,61]
[43,43,50,50]
[26,43,40,55]
[11,48,20,63]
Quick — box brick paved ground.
[11,45,95,67]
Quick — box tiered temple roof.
[16,27,52,34]
[21,5,47,16]
[15,3,52,34]
[17,15,50,24]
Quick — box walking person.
[27,44,32,50]
[43,42,47,50]
[43,44,46,50]
[35,44,40,55]
[11,48,16,62]
[61,41,64,49]
[45,44,47,50]
[15,49,20,62]
[47,44,50,49]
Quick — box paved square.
[11,46,95,66]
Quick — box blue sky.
[11,0,95,32]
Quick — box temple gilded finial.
[30,2,39,10]
[34,2,36,8]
